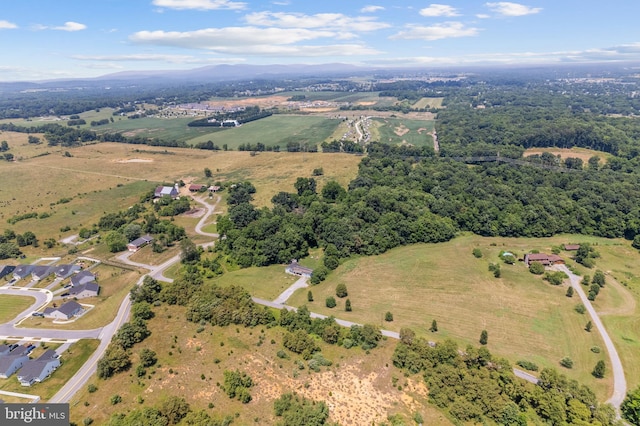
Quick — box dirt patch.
[182,208,205,218]
[417,128,428,134]
[394,125,410,137]
[524,148,607,163]
[357,101,377,106]
[114,158,153,163]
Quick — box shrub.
[529,261,545,275]
[325,297,336,308]
[385,311,394,322]
[560,357,573,369]
[335,283,348,298]
[591,346,601,353]
[472,248,482,258]
[574,303,586,314]
[592,360,605,378]
[110,394,122,405]
[516,360,539,372]
[87,384,97,393]
[479,330,488,345]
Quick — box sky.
[0,0,639,81]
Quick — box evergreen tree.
[566,287,574,297]
[479,330,488,345]
[345,299,352,312]
[585,321,593,332]
[592,360,605,378]
[430,319,438,332]
[307,291,313,302]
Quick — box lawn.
[370,117,435,147]
[0,339,98,401]
[287,234,636,400]
[413,97,444,109]
[210,264,299,301]
[69,304,451,426]
[95,116,219,143]
[0,295,35,323]
[185,114,340,149]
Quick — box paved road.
[556,265,627,413]
[273,276,308,305]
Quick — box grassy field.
[370,117,435,147]
[285,234,640,400]
[69,304,451,426]
[0,141,360,245]
[523,147,611,164]
[412,97,444,109]
[95,116,220,143]
[0,339,98,400]
[185,114,340,149]
[0,296,35,323]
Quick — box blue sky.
[1,0,639,81]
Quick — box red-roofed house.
[524,253,564,267]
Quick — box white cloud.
[53,21,87,31]
[129,27,381,56]
[152,0,246,10]
[244,12,390,32]
[391,22,479,41]
[73,53,246,64]
[361,5,385,13]
[419,4,460,17]
[0,20,17,29]
[476,14,490,19]
[485,2,542,17]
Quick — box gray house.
[154,184,179,199]
[67,282,100,299]
[54,264,80,279]
[127,235,154,252]
[285,260,313,278]
[17,350,61,386]
[71,271,95,287]
[0,265,15,280]
[0,344,13,357]
[43,301,83,320]
[13,265,34,280]
[31,266,55,281]
[0,346,32,378]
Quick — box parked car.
[31,312,44,317]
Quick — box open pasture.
[370,117,435,147]
[524,147,611,164]
[287,234,640,399]
[185,114,339,149]
[412,97,444,109]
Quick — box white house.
[17,350,61,386]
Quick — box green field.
[185,115,340,149]
[96,116,219,143]
[371,117,435,147]
[0,296,34,323]
[285,234,640,400]
[412,97,444,109]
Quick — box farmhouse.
[67,282,100,299]
[209,185,221,193]
[0,265,15,280]
[285,260,314,278]
[17,350,60,386]
[31,266,54,281]
[154,184,179,199]
[71,270,95,287]
[524,253,564,267]
[0,345,32,378]
[189,184,205,192]
[127,234,154,252]
[43,301,83,320]
[54,264,80,279]
[13,265,34,280]
[564,244,581,251]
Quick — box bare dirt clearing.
[114,158,153,163]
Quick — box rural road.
[556,265,626,412]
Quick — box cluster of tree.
[0,140,9,151]
[237,142,281,152]
[223,370,253,404]
[586,270,606,301]
[621,386,640,425]
[574,243,600,268]
[90,118,110,126]
[7,212,38,224]
[273,393,330,426]
[279,305,382,355]
[104,396,233,426]
[392,336,616,425]
[320,140,363,153]
[188,106,272,127]
[0,229,38,250]
[0,240,22,259]
[194,140,222,150]
[67,119,86,126]
[154,196,191,217]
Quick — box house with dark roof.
[127,235,154,252]
[0,344,13,357]
[0,265,15,280]
[31,266,55,281]
[285,260,314,278]
[154,184,179,199]
[54,264,81,279]
[189,184,205,192]
[17,350,60,386]
[0,345,32,378]
[71,271,95,287]
[13,265,34,280]
[67,282,100,299]
[524,253,564,267]
[43,301,83,320]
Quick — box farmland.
[370,117,436,147]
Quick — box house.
[127,235,154,252]
[285,260,314,278]
[13,265,34,280]
[0,345,32,378]
[564,244,581,251]
[208,185,221,193]
[43,301,83,320]
[154,184,179,199]
[17,350,61,386]
[67,282,100,299]
[54,264,80,279]
[71,271,95,287]
[0,265,15,280]
[0,344,13,356]
[189,184,205,192]
[30,266,55,281]
[524,253,564,267]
